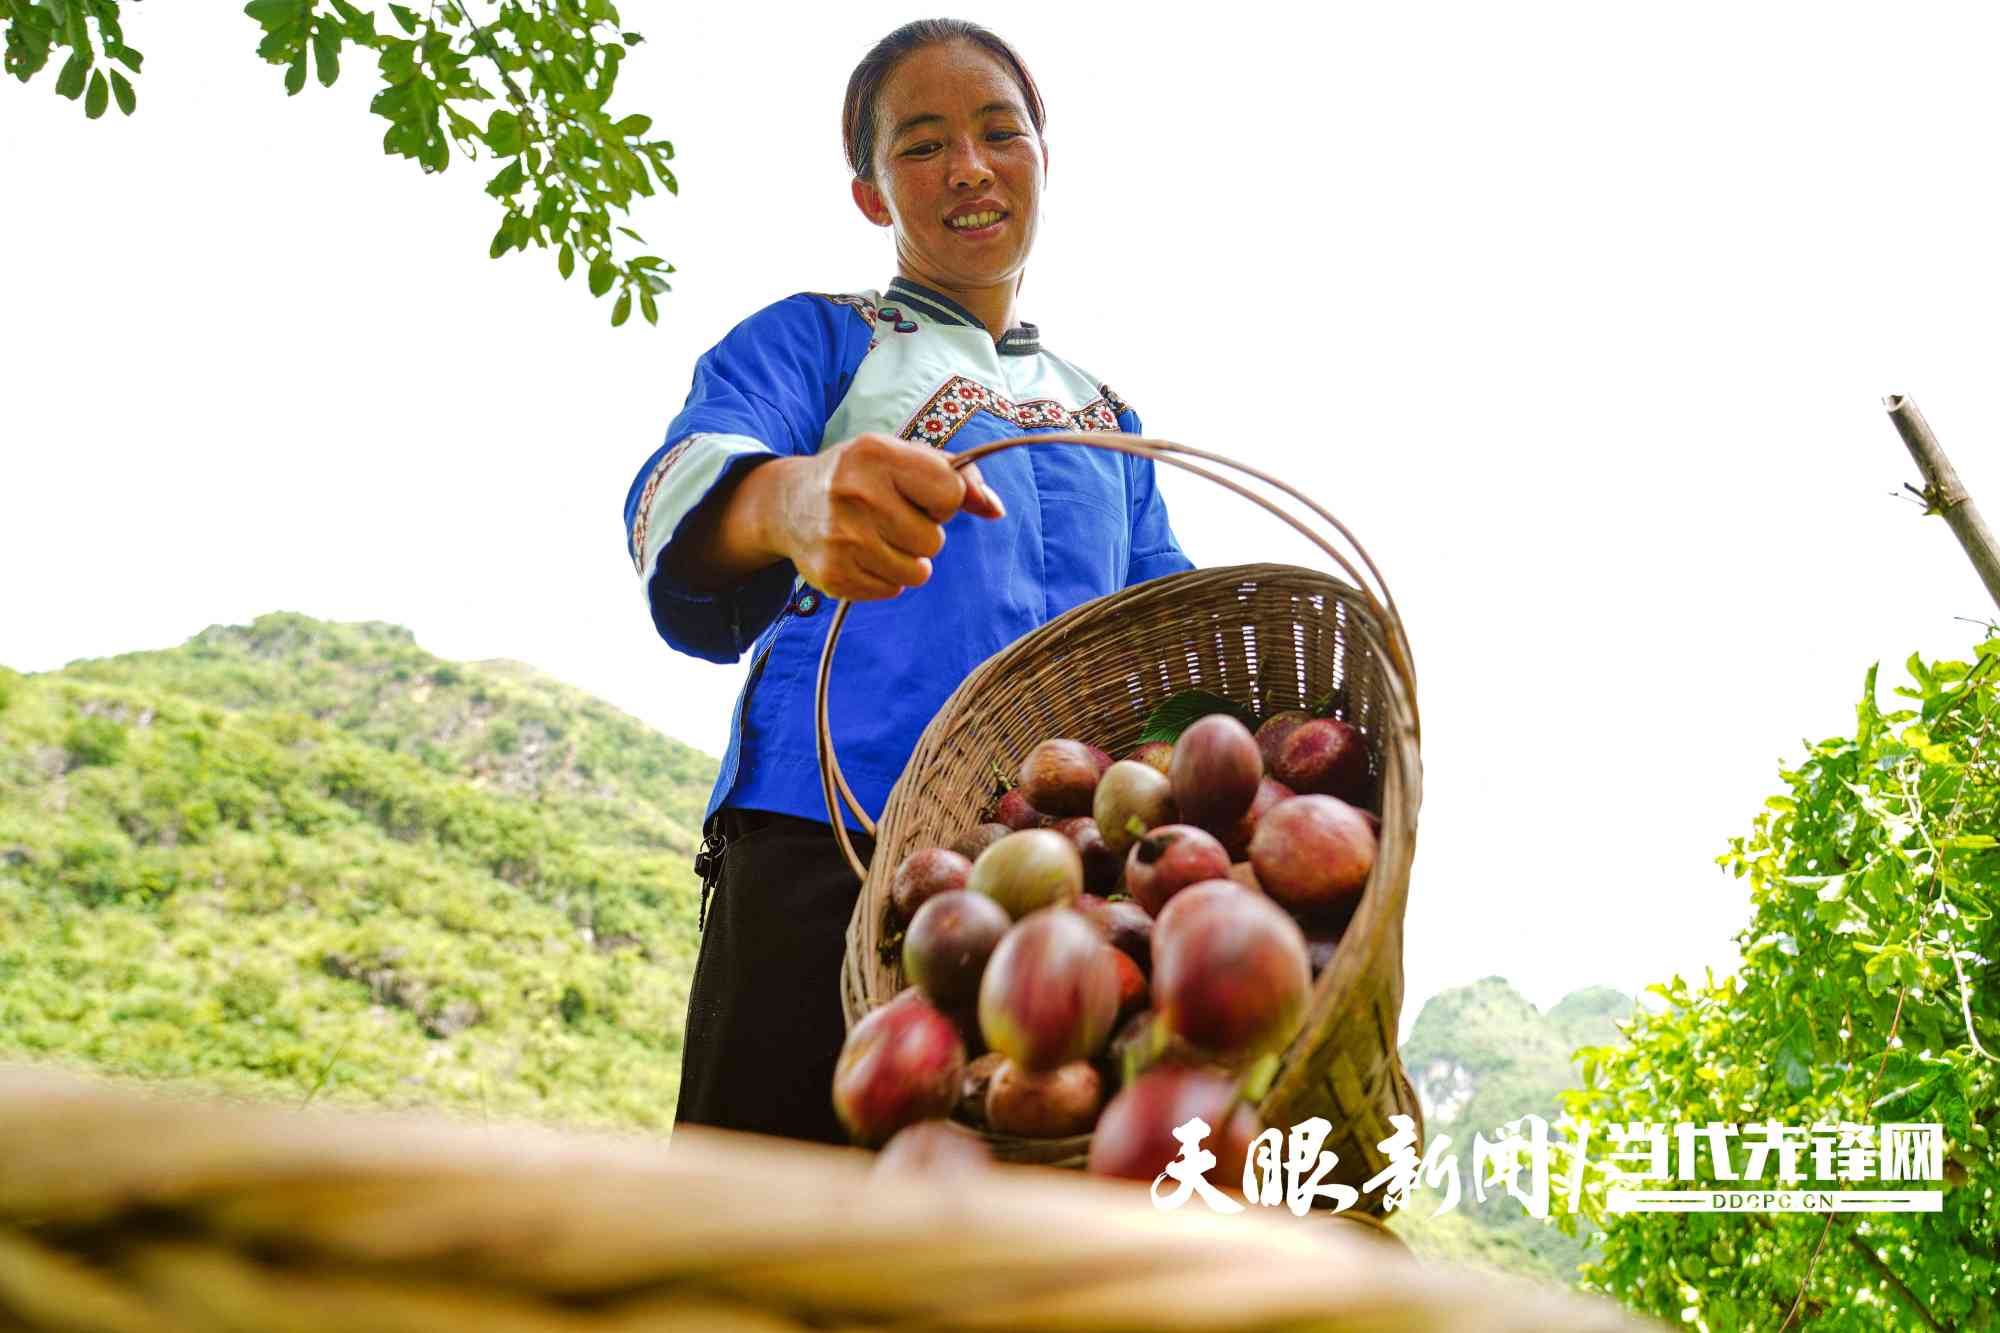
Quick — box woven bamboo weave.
[823,435,1424,1210]
[0,1066,1656,1333]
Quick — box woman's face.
[852,41,1047,295]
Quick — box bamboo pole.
[1884,395,2000,613]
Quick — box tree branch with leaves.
[5,0,677,326]
[1552,643,2000,1330]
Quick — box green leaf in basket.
[1137,690,1260,745]
[1120,1013,1170,1089]
[1308,683,1350,720]
[1236,1052,1281,1104]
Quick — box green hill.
[1388,978,1639,1282]
[1547,986,1638,1052]
[0,613,716,1128]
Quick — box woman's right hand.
[772,433,1005,601]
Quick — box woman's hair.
[842,20,1046,183]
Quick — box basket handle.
[814,432,1420,883]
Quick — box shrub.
[218,967,283,1019]
[64,716,127,769]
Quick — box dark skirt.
[672,808,876,1145]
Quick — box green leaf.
[1236,1052,1281,1103]
[485,109,522,155]
[55,51,88,100]
[1308,683,1349,719]
[639,287,657,325]
[613,113,651,137]
[10,24,57,81]
[284,48,308,95]
[1871,1069,1946,1120]
[1947,833,1997,849]
[84,69,107,119]
[484,158,527,197]
[313,24,340,87]
[1135,690,1261,746]
[611,289,632,327]
[1939,1095,1970,1148]
[109,69,136,115]
[1864,946,1906,996]
[1774,1017,1814,1092]
[244,0,307,24]
[557,243,575,279]
[587,254,615,297]
[388,3,420,34]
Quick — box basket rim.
[813,432,1422,876]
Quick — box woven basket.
[0,1066,1657,1332]
[823,434,1425,1211]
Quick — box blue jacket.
[623,276,1193,833]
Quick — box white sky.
[6,3,1999,1034]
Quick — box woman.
[623,18,1193,1146]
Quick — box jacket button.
[795,591,821,616]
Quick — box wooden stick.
[1884,395,2000,613]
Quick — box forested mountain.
[1388,978,1638,1279]
[0,613,714,1128]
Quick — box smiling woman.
[621,18,1193,1148]
[843,32,1048,334]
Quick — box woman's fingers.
[828,570,905,602]
[957,459,1005,519]
[890,447,969,524]
[803,433,1011,600]
[878,497,947,561]
[852,539,932,593]
[891,445,1005,524]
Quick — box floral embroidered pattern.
[628,435,701,574]
[1098,383,1131,417]
[901,376,1124,449]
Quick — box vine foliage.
[1556,637,2000,1330]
